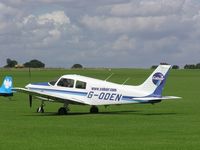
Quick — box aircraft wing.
[13,88,88,105]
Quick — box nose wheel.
[36,101,45,113]
[37,106,44,113]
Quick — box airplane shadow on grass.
[25,110,177,117]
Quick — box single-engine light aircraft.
[0,65,181,115]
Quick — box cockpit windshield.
[49,78,59,86]
[57,78,74,88]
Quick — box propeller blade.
[29,95,32,108]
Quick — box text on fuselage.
[87,91,122,101]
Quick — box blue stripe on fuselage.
[31,82,50,86]
[122,96,135,101]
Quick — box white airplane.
[0,65,180,115]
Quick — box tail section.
[0,76,13,96]
[138,65,171,97]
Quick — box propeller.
[29,95,32,108]
[28,68,32,108]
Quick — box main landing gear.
[90,106,99,113]
[36,103,99,115]
[58,103,69,115]
[57,105,99,114]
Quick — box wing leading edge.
[13,88,88,105]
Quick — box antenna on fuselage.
[122,77,130,85]
[105,73,114,81]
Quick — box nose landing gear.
[36,101,45,113]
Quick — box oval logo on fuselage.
[152,72,165,86]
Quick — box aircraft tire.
[58,107,67,115]
[90,106,99,114]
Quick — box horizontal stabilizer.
[132,96,181,101]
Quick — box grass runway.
[0,68,200,150]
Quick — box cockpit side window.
[57,78,74,88]
[75,80,87,89]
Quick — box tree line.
[3,58,83,69]
[151,63,200,69]
[184,63,200,69]
[4,59,200,69]
[4,58,45,68]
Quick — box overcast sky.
[0,0,199,68]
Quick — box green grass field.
[0,68,200,150]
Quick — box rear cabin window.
[75,80,87,89]
[57,78,74,88]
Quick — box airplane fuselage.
[26,74,152,106]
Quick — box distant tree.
[160,62,169,65]
[151,65,158,69]
[71,64,83,69]
[24,59,45,68]
[191,64,196,69]
[184,64,189,69]
[4,58,18,68]
[184,64,196,69]
[172,65,179,69]
[196,63,200,69]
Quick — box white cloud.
[0,2,21,33]
[0,0,200,68]
[112,35,135,50]
[23,11,70,26]
[43,29,61,45]
[38,11,70,25]
[81,15,171,34]
[109,0,185,17]
[22,11,80,46]
[0,2,18,16]
[143,36,179,53]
